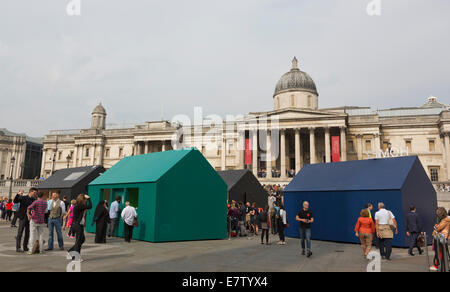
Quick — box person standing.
[93,200,110,243]
[67,194,92,262]
[430,207,450,271]
[238,202,247,237]
[14,188,37,253]
[296,201,314,257]
[375,202,398,261]
[10,191,22,227]
[26,192,48,255]
[107,196,121,237]
[121,202,137,243]
[47,192,66,251]
[405,205,423,256]
[277,204,287,245]
[258,206,270,245]
[63,200,76,239]
[5,199,13,221]
[355,209,375,258]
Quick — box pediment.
[246,108,346,121]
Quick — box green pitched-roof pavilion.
[86,148,227,242]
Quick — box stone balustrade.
[0,180,41,198]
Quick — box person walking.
[107,196,121,237]
[296,201,314,257]
[121,202,137,243]
[277,204,287,245]
[250,202,259,236]
[375,202,398,261]
[46,192,66,251]
[355,209,375,258]
[67,194,92,262]
[405,205,423,256]
[14,188,37,253]
[258,206,270,245]
[26,192,48,255]
[93,200,110,243]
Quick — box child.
[63,199,76,239]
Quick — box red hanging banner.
[332,136,341,162]
[245,138,252,165]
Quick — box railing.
[0,180,41,197]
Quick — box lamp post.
[8,156,15,200]
[66,154,72,169]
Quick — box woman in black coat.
[93,200,110,244]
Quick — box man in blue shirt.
[107,196,121,237]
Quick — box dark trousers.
[261,228,269,243]
[271,217,278,234]
[408,232,422,254]
[124,223,134,242]
[278,220,285,242]
[379,238,393,259]
[16,218,30,250]
[11,211,18,226]
[68,223,85,255]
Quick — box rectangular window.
[105,148,110,158]
[429,167,439,182]
[348,140,354,151]
[382,141,390,152]
[85,148,90,157]
[429,140,435,152]
[102,189,111,205]
[405,140,412,152]
[119,147,123,157]
[365,140,372,151]
[58,151,62,160]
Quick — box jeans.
[48,217,64,249]
[107,217,118,237]
[379,238,393,259]
[299,227,311,251]
[16,218,30,251]
[28,221,46,253]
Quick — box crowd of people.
[4,188,138,262]
[354,202,450,271]
[436,184,450,192]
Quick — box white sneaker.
[429,266,438,271]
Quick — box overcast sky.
[0,0,449,137]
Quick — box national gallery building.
[41,58,450,184]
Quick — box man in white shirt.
[375,202,398,260]
[121,202,137,243]
[107,196,121,237]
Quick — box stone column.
[0,149,3,178]
[221,137,226,171]
[145,141,149,154]
[340,127,347,161]
[236,131,245,169]
[309,127,316,164]
[98,144,104,166]
[445,133,450,181]
[72,145,78,167]
[40,149,47,177]
[133,142,138,155]
[78,145,84,167]
[162,141,166,152]
[266,129,272,178]
[280,129,286,179]
[91,144,96,165]
[295,128,301,173]
[356,134,363,160]
[374,133,381,153]
[325,127,331,163]
[252,129,258,176]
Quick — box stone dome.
[274,57,318,97]
[92,102,106,115]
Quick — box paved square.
[0,221,429,272]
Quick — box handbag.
[388,211,396,231]
[133,217,139,227]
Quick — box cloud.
[0,0,449,137]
